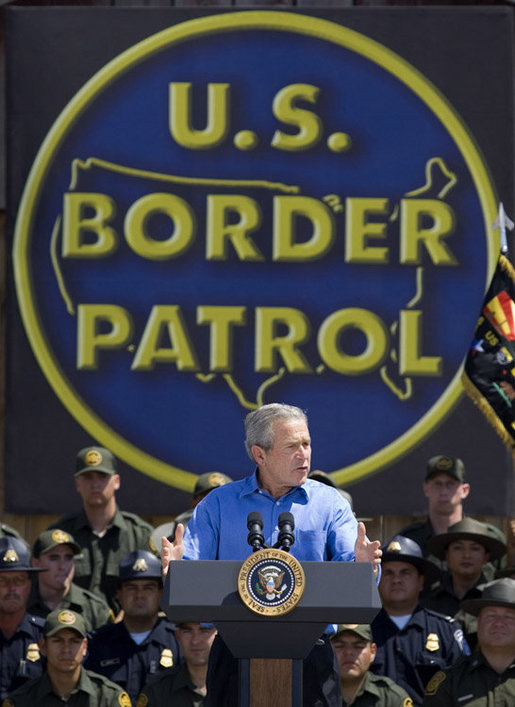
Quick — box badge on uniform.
[26,643,40,662]
[160,648,174,668]
[425,632,440,652]
[132,558,148,572]
[3,549,18,563]
[118,692,131,707]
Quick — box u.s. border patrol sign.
[14,11,497,492]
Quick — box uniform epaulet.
[27,613,46,629]
[119,511,153,530]
[424,607,455,622]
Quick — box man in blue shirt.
[163,403,382,705]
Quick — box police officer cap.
[33,529,82,558]
[75,446,117,477]
[333,624,372,641]
[0,537,44,573]
[427,518,506,561]
[461,577,515,616]
[381,535,441,584]
[45,609,88,638]
[193,471,232,497]
[118,550,162,582]
[425,455,465,482]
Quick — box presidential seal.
[238,548,305,616]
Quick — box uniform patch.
[403,700,413,707]
[136,696,148,707]
[208,472,229,487]
[58,610,76,625]
[425,632,440,651]
[425,670,446,695]
[160,648,174,668]
[85,449,103,466]
[26,642,40,662]
[52,529,71,544]
[118,692,131,707]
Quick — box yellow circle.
[238,548,305,616]
[327,132,352,152]
[13,12,498,490]
[234,130,259,150]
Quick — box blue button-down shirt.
[183,473,357,562]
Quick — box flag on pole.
[462,254,515,446]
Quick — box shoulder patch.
[425,670,446,696]
[118,692,131,707]
[403,699,413,707]
[136,696,148,707]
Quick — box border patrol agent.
[150,472,232,551]
[2,609,131,706]
[28,529,113,631]
[0,537,45,700]
[48,447,154,611]
[423,578,515,706]
[85,550,181,704]
[370,536,468,706]
[331,624,413,706]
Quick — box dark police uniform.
[27,581,112,632]
[422,652,515,706]
[48,508,153,611]
[0,613,45,700]
[85,615,181,704]
[2,667,131,707]
[137,663,206,707]
[370,606,468,706]
[342,672,413,707]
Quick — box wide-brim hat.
[0,537,45,573]
[427,518,506,561]
[381,535,441,584]
[118,550,162,582]
[461,577,515,616]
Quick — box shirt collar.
[238,470,309,501]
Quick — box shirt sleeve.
[182,495,220,560]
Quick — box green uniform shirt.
[423,651,515,706]
[27,581,113,631]
[343,672,413,706]
[2,667,131,707]
[49,508,153,610]
[136,663,206,707]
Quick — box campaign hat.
[427,518,506,561]
[461,577,515,616]
[0,537,44,573]
[381,535,441,583]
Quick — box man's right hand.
[161,522,184,576]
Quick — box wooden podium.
[163,560,381,706]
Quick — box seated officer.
[85,550,180,704]
[423,578,515,705]
[330,623,413,706]
[137,621,217,706]
[3,609,131,706]
[370,536,468,706]
[28,529,112,631]
[48,446,153,611]
[422,518,506,647]
[0,538,45,700]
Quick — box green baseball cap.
[44,609,88,638]
[333,624,372,641]
[426,455,465,482]
[75,446,117,477]
[33,529,82,558]
[193,471,232,496]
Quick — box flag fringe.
[498,253,515,284]
[461,369,515,448]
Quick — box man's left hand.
[354,521,382,575]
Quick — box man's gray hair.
[244,403,308,461]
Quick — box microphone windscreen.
[247,511,264,529]
[278,511,295,529]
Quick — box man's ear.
[251,445,266,465]
[39,637,47,657]
[460,483,470,500]
[113,474,121,491]
[369,642,377,663]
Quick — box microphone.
[276,512,295,552]
[247,511,266,552]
